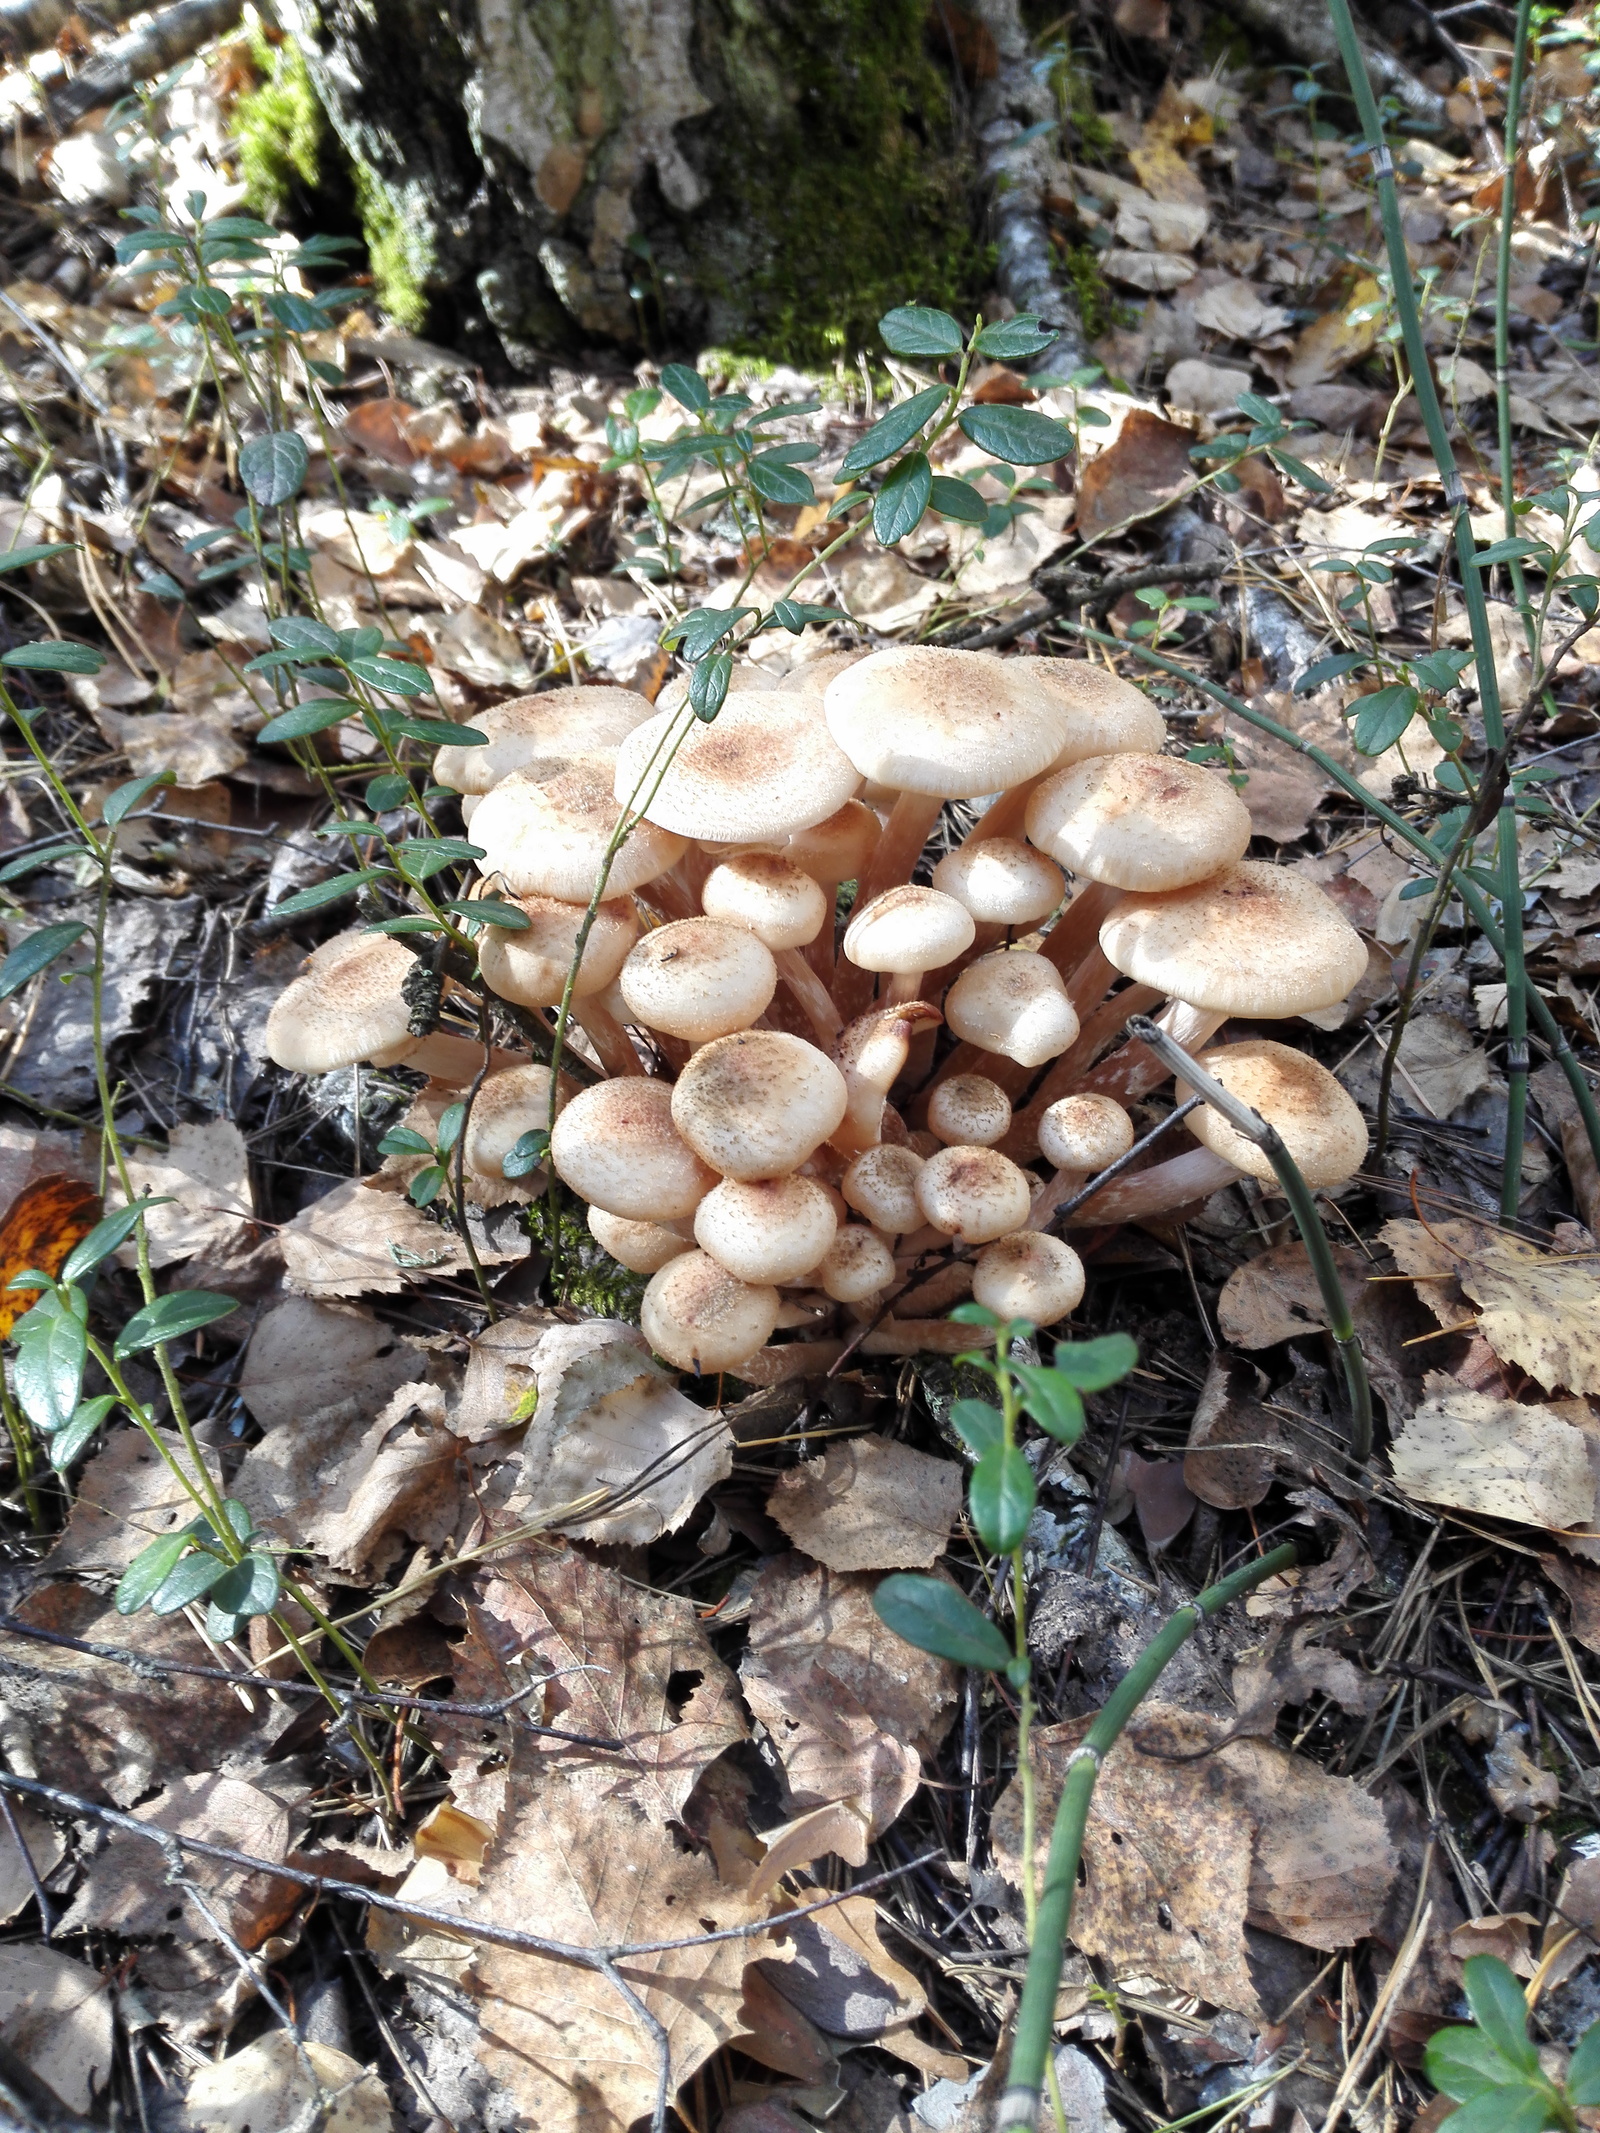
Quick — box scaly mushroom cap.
[943,950,1081,1068]
[815,1224,896,1302]
[701,853,827,950]
[824,646,1074,798]
[1099,861,1369,1017]
[844,885,975,977]
[931,836,1065,926]
[587,1207,695,1275]
[672,1029,849,1182]
[550,1078,717,1222]
[434,686,653,796]
[1180,1038,1369,1188]
[1038,1093,1135,1173]
[463,1063,571,1182]
[472,754,688,902]
[266,930,416,1072]
[1009,657,1167,765]
[785,800,881,884]
[928,1074,1013,1148]
[618,919,777,1043]
[789,648,871,696]
[615,693,862,841]
[1026,753,1253,892]
[916,1144,1033,1244]
[841,1142,926,1233]
[477,894,639,1008]
[655,662,783,714]
[694,1174,839,1286]
[641,1251,780,1372]
[972,1232,1086,1323]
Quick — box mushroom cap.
[1038,1093,1136,1173]
[1008,657,1167,765]
[434,686,653,796]
[816,1224,896,1302]
[587,1207,695,1275]
[656,661,783,714]
[789,648,871,696]
[549,1078,718,1221]
[1099,861,1369,1016]
[265,929,415,1072]
[943,950,1081,1068]
[640,1251,780,1372]
[472,755,689,902]
[843,885,976,976]
[463,1063,570,1181]
[693,1174,839,1285]
[1180,1038,1369,1188]
[972,1232,1086,1324]
[671,1029,849,1182]
[932,836,1065,926]
[823,646,1074,798]
[701,853,827,950]
[1026,753,1253,892]
[928,1074,1013,1148]
[618,919,777,1043]
[841,1142,926,1234]
[477,894,639,1008]
[785,800,881,885]
[915,1144,1034,1244]
[614,692,862,841]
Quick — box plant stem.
[997,1543,1298,2128]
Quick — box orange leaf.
[0,1174,103,1338]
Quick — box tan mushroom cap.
[701,853,827,950]
[1099,860,1369,1017]
[815,1224,896,1302]
[693,1174,839,1285]
[928,1075,1013,1148]
[672,1029,849,1181]
[655,661,783,714]
[614,692,863,841]
[266,930,415,1072]
[472,754,688,902]
[931,836,1065,926]
[916,1144,1034,1244]
[1038,1093,1135,1173]
[824,646,1074,798]
[784,800,881,884]
[844,885,975,977]
[1009,657,1167,765]
[477,894,638,1008]
[944,951,1080,1068]
[973,1232,1086,1323]
[1180,1038,1369,1188]
[1026,753,1252,893]
[618,919,777,1043]
[641,1251,780,1372]
[587,1206,695,1275]
[463,1063,571,1182]
[434,686,653,796]
[789,647,871,696]
[841,1142,925,1233]
[550,1078,717,1222]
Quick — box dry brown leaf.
[766,1436,962,1571]
[93,704,249,785]
[1232,1621,1384,1733]
[1184,1350,1284,1508]
[1383,1219,1600,1395]
[1484,1733,1560,1821]
[1450,1913,1538,1977]
[1129,83,1211,207]
[45,1426,222,1579]
[1217,1238,1424,1425]
[0,1944,114,2113]
[1165,358,1252,415]
[0,1805,63,1925]
[1392,1014,1491,1118]
[1540,1550,1600,1655]
[1285,277,1381,388]
[281,1176,524,1298]
[1389,1379,1595,1529]
[1102,249,1197,292]
[186,2032,393,2133]
[1246,1490,1375,1618]
[0,1124,97,1208]
[1192,278,1293,341]
[237,1297,427,1436]
[740,1555,959,1863]
[112,1118,254,1268]
[1074,411,1198,543]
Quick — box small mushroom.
[972,1231,1086,1323]
[943,950,1080,1069]
[617,918,778,1045]
[549,1077,717,1221]
[784,799,882,984]
[472,754,688,903]
[915,1145,1034,1245]
[640,1250,780,1372]
[587,1207,695,1274]
[843,885,975,1007]
[433,686,653,797]
[615,692,863,842]
[477,893,642,1079]
[952,659,1166,846]
[931,836,1065,935]
[815,1223,896,1302]
[928,1074,1012,1149]
[701,853,839,1040]
[841,1142,926,1234]
[463,1063,573,1199]
[265,930,418,1073]
[671,1029,849,1181]
[1030,1091,1135,1226]
[693,1174,840,1286]
[833,1002,943,1156]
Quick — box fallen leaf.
[0,1944,113,2113]
[1192,278,1293,342]
[1485,1733,1560,1820]
[1245,1489,1375,1618]
[1118,1449,1196,1548]
[1449,1913,1537,1977]
[1232,1620,1384,1733]
[766,1437,962,1571]
[281,1176,525,1298]
[186,2031,393,2133]
[1389,1378,1595,1529]
[237,1297,427,1435]
[1184,1349,1285,1508]
[1285,277,1381,388]
[45,1425,223,1578]
[1217,1238,1424,1425]
[1542,1549,1600,1655]
[112,1119,252,1268]
[341,396,420,467]
[1102,248,1197,292]
[1113,0,1169,37]
[1130,83,1212,208]
[1074,410,1198,542]
[0,1173,100,1339]
[94,704,249,785]
[1391,1013,1491,1118]
[1383,1218,1600,1395]
[1165,358,1252,415]
[0,1804,63,1925]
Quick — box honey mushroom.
[477,893,642,1079]
[700,851,840,1040]
[1028,1092,1135,1227]
[266,930,494,1083]
[434,685,655,821]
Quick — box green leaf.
[114,1289,240,1357]
[872,1572,1013,1670]
[929,475,988,524]
[662,607,754,661]
[0,922,86,1002]
[238,429,309,507]
[661,362,710,412]
[1410,648,1475,694]
[393,715,487,748]
[270,868,389,918]
[207,1550,281,1623]
[838,385,949,476]
[958,405,1075,465]
[61,1199,174,1283]
[1463,1958,1539,2076]
[365,773,413,811]
[873,452,932,546]
[408,1163,448,1208]
[102,770,175,827]
[447,896,529,931]
[1294,653,1372,695]
[346,655,433,698]
[1425,2025,1530,2101]
[1566,2020,1600,2106]
[973,316,1058,360]
[970,1442,1035,1553]
[1268,451,1331,494]
[1051,1333,1139,1391]
[150,1547,232,1616]
[377,1127,434,1158]
[0,842,81,881]
[1012,1364,1085,1443]
[878,305,966,357]
[51,1394,114,1469]
[116,1527,202,1615]
[950,1301,1002,1327]
[768,599,850,633]
[1350,683,1419,757]
[1430,2088,1554,2133]
[12,1295,86,1435]
[257,698,353,743]
[2,640,106,674]
[270,616,341,656]
[435,1102,466,1154]
[0,542,75,572]
[748,451,815,506]
[948,1398,1004,1456]
[689,651,731,722]
[1468,537,1547,568]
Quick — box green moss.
[237,33,324,221]
[524,1191,649,1321]
[1059,242,1116,342]
[352,166,430,334]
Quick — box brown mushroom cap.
[1038,1093,1135,1173]
[841,1142,926,1233]
[1179,1038,1369,1188]
[640,1251,780,1372]
[587,1207,695,1275]
[1099,861,1369,1017]
[915,1144,1034,1244]
[815,1224,896,1302]
[671,1029,849,1181]
[477,894,639,1009]
[1008,657,1167,765]
[843,885,975,978]
[549,1078,717,1221]
[972,1232,1086,1323]
[434,686,653,796]
[472,754,688,902]
[618,919,777,1043]
[784,800,881,885]
[614,692,862,841]
[823,646,1074,798]
[701,853,827,950]
[928,1075,1013,1148]
[1026,753,1252,892]
[943,950,1080,1067]
[265,930,415,1072]
[693,1174,839,1285]
[931,837,1065,926]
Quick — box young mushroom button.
[915,1145,1034,1245]
[265,930,420,1073]
[841,1142,926,1234]
[931,837,1065,928]
[943,951,1080,1069]
[844,885,975,1007]
[928,1075,1012,1148]
[618,919,778,1044]
[587,1208,695,1275]
[972,1232,1087,1325]
[472,753,688,903]
[693,1174,840,1286]
[641,1251,780,1374]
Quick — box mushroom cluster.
[266,648,1371,1379]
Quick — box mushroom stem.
[1001,985,1165,1160]
[919,1042,1035,1110]
[835,792,946,1018]
[884,969,927,1008]
[573,1001,646,1079]
[1029,1167,1088,1229]
[1063,943,1117,1020]
[1058,1145,1242,1226]
[957,773,1049,850]
[1076,1001,1229,1104]
[1041,880,1121,978]
[775,948,843,1043]
[804,880,842,986]
[832,1004,941,1156]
